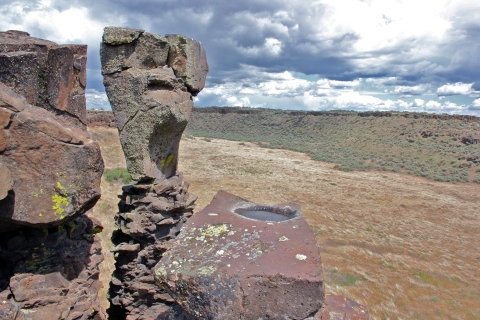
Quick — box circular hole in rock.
[234,205,298,222]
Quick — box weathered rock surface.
[0,30,106,319]
[101,26,208,182]
[108,173,196,320]
[0,215,106,320]
[0,30,88,126]
[0,84,103,230]
[0,299,26,320]
[154,191,325,319]
[166,34,209,94]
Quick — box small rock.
[102,26,144,45]
[112,243,141,252]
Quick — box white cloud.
[197,67,478,115]
[473,98,480,107]
[426,100,441,108]
[328,80,361,88]
[0,2,114,44]
[85,89,111,110]
[414,99,425,107]
[264,38,282,56]
[392,84,431,95]
[436,82,473,96]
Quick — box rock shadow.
[0,215,105,318]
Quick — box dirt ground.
[89,127,480,319]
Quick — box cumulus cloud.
[194,67,475,114]
[437,83,473,96]
[392,84,431,95]
[0,2,111,44]
[85,89,110,110]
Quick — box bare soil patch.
[89,128,480,319]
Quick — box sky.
[1,0,480,115]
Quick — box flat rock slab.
[155,190,325,319]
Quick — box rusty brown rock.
[0,103,103,229]
[0,130,6,153]
[0,82,26,112]
[0,30,106,320]
[154,190,325,319]
[0,30,87,125]
[0,165,13,200]
[46,45,88,123]
[0,108,13,128]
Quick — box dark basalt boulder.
[0,83,103,230]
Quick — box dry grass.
[179,136,480,320]
[88,128,480,319]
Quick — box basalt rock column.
[0,31,103,229]
[101,27,207,319]
[101,27,208,182]
[0,31,105,319]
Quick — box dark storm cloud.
[2,0,480,114]
[48,0,364,89]
[12,0,478,90]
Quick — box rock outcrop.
[0,30,105,319]
[0,30,88,126]
[101,27,207,319]
[0,31,103,230]
[108,174,196,319]
[0,215,105,320]
[155,191,325,319]
[101,26,208,182]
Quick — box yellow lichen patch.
[199,224,232,238]
[52,193,69,216]
[155,266,168,277]
[198,265,216,275]
[166,154,175,166]
[34,188,44,199]
[160,154,176,168]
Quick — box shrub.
[105,168,132,184]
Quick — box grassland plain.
[88,125,480,319]
[186,107,480,184]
